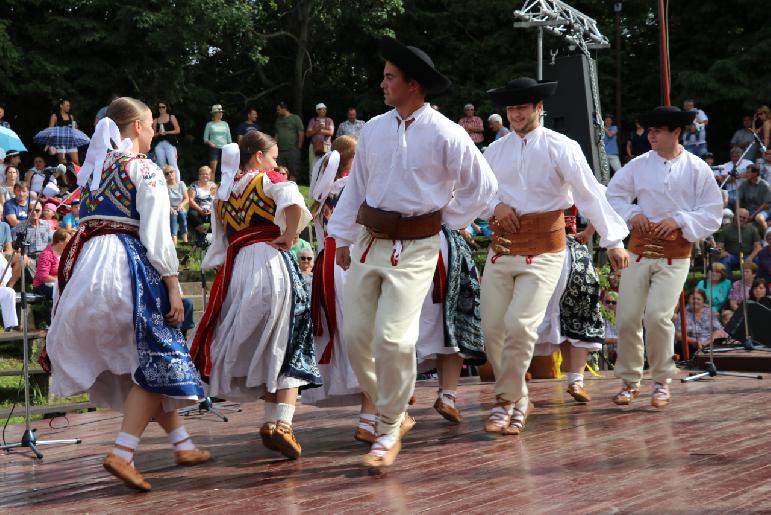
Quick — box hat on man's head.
[639,106,695,129]
[378,37,452,95]
[4,149,20,159]
[211,104,224,114]
[315,102,327,110]
[487,77,558,106]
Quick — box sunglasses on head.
[299,256,313,261]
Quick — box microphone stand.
[0,170,82,458]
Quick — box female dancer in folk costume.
[189,132,321,460]
[46,98,208,492]
[416,226,485,424]
[302,136,381,443]
[533,215,605,403]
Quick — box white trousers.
[480,250,565,403]
[614,253,690,386]
[344,229,439,437]
[0,286,18,328]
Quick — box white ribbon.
[311,150,341,206]
[78,117,132,191]
[216,143,241,201]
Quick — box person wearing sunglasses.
[152,101,181,181]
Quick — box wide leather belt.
[491,209,566,256]
[628,227,691,259]
[356,202,441,240]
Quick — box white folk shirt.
[606,148,723,243]
[328,103,498,247]
[482,126,628,249]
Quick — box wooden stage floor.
[2,373,771,513]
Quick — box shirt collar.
[652,145,686,166]
[394,103,431,125]
[510,125,543,144]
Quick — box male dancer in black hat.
[328,37,497,467]
[480,77,629,435]
[607,106,722,407]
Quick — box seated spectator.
[717,146,754,205]
[0,166,19,202]
[61,199,80,232]
[758,148,771,182]
[0,253,19,331]
[42,203,59,231]
[3,182,29,236]
[164,165,188,244]
[730,114,760,161]
[715,208,762,271]
[290,236,312,262]
[487,114,510,141]
[728,262,758,311]
[720,309,734,327]
[757,229,771,281]
[737,164,771,234]
[696,262,732,311]
[187,165,217,245]
[0,212,12,254]
[674,288,722,352]
[297,248,314,296]
[32,228,70,300]
[1,150,22,183]
[748,277,768,302]
[8,203,53,288]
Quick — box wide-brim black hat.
[639,106,696,128]
[487,77,558,106]
[379,37,452,95]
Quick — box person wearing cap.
[41,202,59,230]
[306,102,334,180]
[328,37,497,468]
[61,198,81,232]
[459,103,484,147]
[0,150,22,184]
[487,114,510,141]
[203,104,232,174]
[606,106,722,408]
[480,77,629,435]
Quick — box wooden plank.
[0,367,46,376]
[0,330,46,343]
[0,401,98,419]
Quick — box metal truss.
[513,0,609,55]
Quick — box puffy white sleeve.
[672,162,723,242]
[606,160,643,226]
[557,141,628,249]
[262,175,312,234]
[201,203,227,270]
[129,158,179,276]
[328,126,370,247]
[480,144,504,220]
[442,134,498,229]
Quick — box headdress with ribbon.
[310,150,341,214]
[217,143,241,201]
[78,117,133,191]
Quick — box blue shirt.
[0,221,11,247]
[603,125,619,156]
[495,127,510,140]
[3,199,28,235]
[62,212,80,230]
[237,121,260,136]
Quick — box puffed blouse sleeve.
[128,158,179,276]
[262,174,312,234]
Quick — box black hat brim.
[379,38,452,96]
[487,82,558,106]
[639,110,696,128]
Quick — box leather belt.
[628,227,691,259]
[491,209,566,256]
[356,202,441,240]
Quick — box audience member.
[0,166,19,202]
[164,165,188,244]
[626,119,650,159]
[3,182,29,235]
[336,107,365,138]
[48,98,79,165]
[297,248,314,297]
[695,262,732,311]
[458,104,484,146]
[153,101,181,180]
[61,199,80,232]
[24,156,47,184]
[0,212,11,253]
[718,146,754,205]
[237,107,260,142]
[748,277,768,302]
[737,164,771,233]
[683,98,709,157]
[755,105,771,150]
[715,208,762,271]
[8,202,52,288]
[756,229,771,281]
[1,151,21,183]
[602,115,621,173]
[274,166,289,180]
[728,262,758,310]
[0,253,18,331]
[274,101,304,180]
[602,290,619,363]
[731,114,760,161]
[0,104,10,129]
[290,236,312,262]
[33,228,70,299]
[187,165,216,244]
[487,114,510,141]
[94,94,119,125]
[306,102,334,176]
[203,104,232,174]
[42,203,59,230]
[758,148,771,182]
[674,288,722,351]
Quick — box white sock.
[264,402,278,424]
[567,372,584,386]
[359,413,378,430]
[441,389,457,408]
[168,425,195,451]
[275,403,295,425]
[371,433,397,457]
[515,397,530,414]
[112,432,140,463]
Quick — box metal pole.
[615,6,622,128]
[536,26,543,80]
[658,0,671,105]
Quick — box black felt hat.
[379,37,452,95]
[487,77,558,106]
[639,106,696,129]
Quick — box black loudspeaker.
[542,54,603,180]
[724,299,771,346]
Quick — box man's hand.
[336,246,351,270]
[652,218,679,239]
[630,214,652,233]
[492,203,520,234]
[607,247,629,270]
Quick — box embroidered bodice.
[81,151,141,221]
[217,171,281,238]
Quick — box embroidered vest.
[81,152,140,221]
[217,171,279,239]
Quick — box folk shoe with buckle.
[399,413,416,438]
[434,395,462,424]
[651,382,671,408]
[502,400,534,435]
[567,383,592,403]
[484,399,512,433]
[362,435,402,468]
[103,452,151,492]
[612,384,641,405]
[271,421,302,459]
[260,422,279,451]
[354,417,377,444]
[175,448,211,466]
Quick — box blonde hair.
[106,97,151,135]
[711,262,727,279]
[198,165,212,177]
[162,165,176,179]
[332,135,357,174]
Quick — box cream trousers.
[343,229,439,437]
[614,252,690,386]
[481,250,565,403]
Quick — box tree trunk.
[292,0,313,114]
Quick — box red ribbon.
[432,250,446,304]
[310,238,340,364]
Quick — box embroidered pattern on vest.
[83,154,136,216]
[217,172,277,234]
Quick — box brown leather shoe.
[484,400,512,433]
[612,384,641,406]
[175,448,211,466]
[271,421,302,459]
[502,400,534,435]
[362,437,401,468]
[567,383,592,403]
[651,383,671,408]
[260,422,279,451]
[399,413,416,438]
[103,453,151,492]
[434,396,462,424]
[354,417,377,444]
